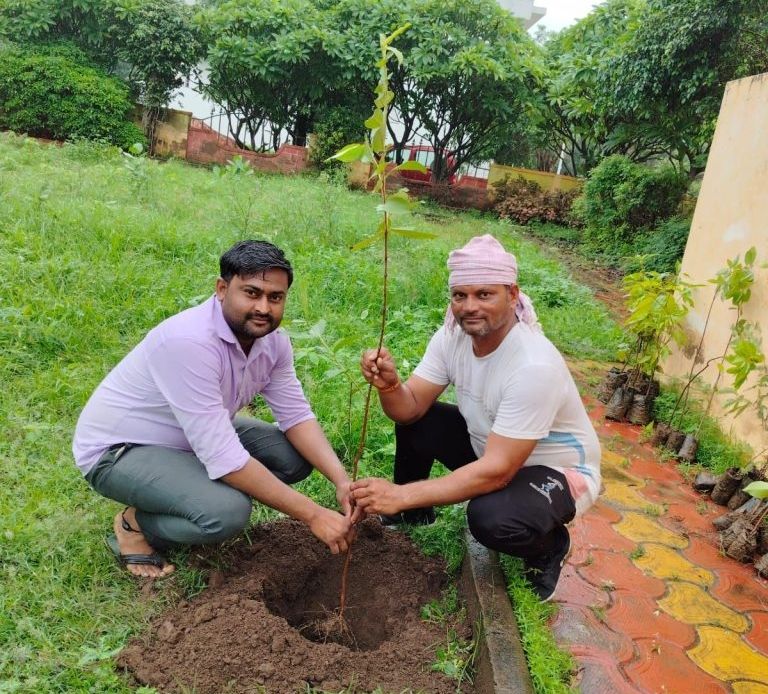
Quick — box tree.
[197,0,338,150]
[600,0,757,176]
[534,0,768,178]
[530,0,647,177]
[326,0,536,182]
[0,0,201,146]
[110,1,202,148]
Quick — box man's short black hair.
[219,240,294,286]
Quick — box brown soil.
[118,518,473,694]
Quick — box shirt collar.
[211,294,238,345]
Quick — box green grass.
[0,132,620,692]
[499,556,576,694]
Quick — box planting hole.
[263,551,393,650]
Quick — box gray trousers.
[85,416,312,549]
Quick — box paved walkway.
[552,394,768,693]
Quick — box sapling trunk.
[669,289,718,425]
[326,24,430,631]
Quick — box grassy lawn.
[0,132,621,693]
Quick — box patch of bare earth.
[118,518,473,694]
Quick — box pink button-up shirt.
[72,295,315,479]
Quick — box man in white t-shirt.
[351,234,601,601]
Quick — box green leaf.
[350,229,384,251]
[391,228,437,240]
[327,143,366,163]
[745,246,757,265]
[364,110,384,130]
[309,319,326,337]
[396,160,428,174]
[743,481,768,499]
[376,197,412,215]
[386,45,404,65]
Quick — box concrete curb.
[460,530,534,694]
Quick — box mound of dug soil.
[118,518,473,693]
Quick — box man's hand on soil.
[350,478,406,516]
[308,506,354,554]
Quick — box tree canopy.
[533,0,768,177]
[0,0,201,110]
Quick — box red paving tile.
[575,513,636,554]
[603,420,643,443]
[578,549,667,599]
[559,378,768,693]
[572,647,643,693]
[550,603,635,664]
[592,500,623,524]
[627,456,685,484]
[624,638,730,694]
[604,590,697,647]
[640,478,703,506]
[710,567,768,612]
[554,563,611,608]
[682,535,734,571]
[656,501,722,537]
[745,611,768,652]
[569,520,594,567]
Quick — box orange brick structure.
[384,170,492,211]
[185,119,309,174]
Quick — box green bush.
[492,175,580,226]
[624,216,692,274]
[0,44,145,149]
[575,155,687,250]
[309,106,367,172]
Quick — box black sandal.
[106,507,170,574]
[106,535,169,572]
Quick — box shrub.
[624,216,692,274]
[492,175,579,226]
[0,44,145,149]
[576,155,687,248]
[309,106,367,172]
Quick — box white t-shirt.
[413,322,601,515]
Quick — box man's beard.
[229,312,279,341]
[457,315,491,337]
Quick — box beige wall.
[487,163,582,193]
[662,72,768,458]
[154,108,192,159]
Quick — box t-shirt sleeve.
[413,327,451,386]
[259,335,316,432]
[492,362,565,440]
[147,336,250,480]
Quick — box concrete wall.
[662,72,768,458]
[488,163,582,193]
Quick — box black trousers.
[395,402,576,559]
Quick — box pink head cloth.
[444,234,541,333]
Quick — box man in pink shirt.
[74,240,354,578]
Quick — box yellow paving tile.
[614,511,688,548]
[633,543,714,586]
[733,682,768,694]
[601,451,643,483]
[689,626,768,682]
[602,479,662,513]
[659,584,749,632]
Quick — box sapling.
[608,264,694,424]
[321,24,437,641]
[668,248,758,432]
